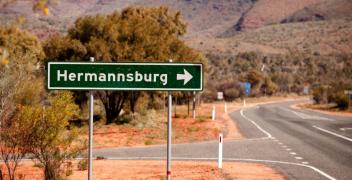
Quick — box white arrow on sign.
[177,69,193,85]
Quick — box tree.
[18,91,84,180]
[0,77,46,180]
[0,26,44,180]
[246,70,263,89]
[261,77,278,96]
[312,85,328,104]
[44,6,206,123]
[0,73,22,180]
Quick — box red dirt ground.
[89,96,298,148]
[1,160,285,180]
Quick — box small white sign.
[217,92,223,100]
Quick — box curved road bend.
[94,100,352,180]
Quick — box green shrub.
[77,159,88,171]
[224,88,240,101]
[129,109,159,128]
[187,127,200,133]
[332,92,349,110]
[312,86,327,104]
[144,140,153,145]
[116,114,132,124]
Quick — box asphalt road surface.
[95,99,352,180]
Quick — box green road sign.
[47,62,203,91]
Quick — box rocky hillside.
[225,0,322,33]
[0,0,254,39]
[0,0,351,56]
[282,0,352,23]
[189,18,352,55]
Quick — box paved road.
[95,100,352,180]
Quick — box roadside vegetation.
[0,6,208,179]
[205,51,352,110]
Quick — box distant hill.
[188,18,352,55]
[281,0,352,23]
[220,0,323,37]
[0,0,351,57]
[0,0,253,39]
[134,0,254,39]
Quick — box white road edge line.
[103,157,336,180]
[313,126,352,142]
[240,109,273,139]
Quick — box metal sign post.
[88,57,94,180]
[167,59,173,180]
[192,91,196,119]
[167,90,172,180]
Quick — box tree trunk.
[6,164,14,180]
[129,92,140,114]
[44,163,60,180]
[105,107,120,124]
[98,91,128,124]
[187,96,190,117]
[174,96,177,117]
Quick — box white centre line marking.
[286,109,334,121]
[286,148,291,151]
[290,152,297,155]
[340,127,352,131]
[313,126,352,142]
[295,157,303,160]
[302,162,309,164]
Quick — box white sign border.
[47,62,203,91]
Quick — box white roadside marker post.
[88,57,94,180]
[212,105,216,121]
[167,59,173,180]
[218,133,223,169]
[224,102,227,113]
